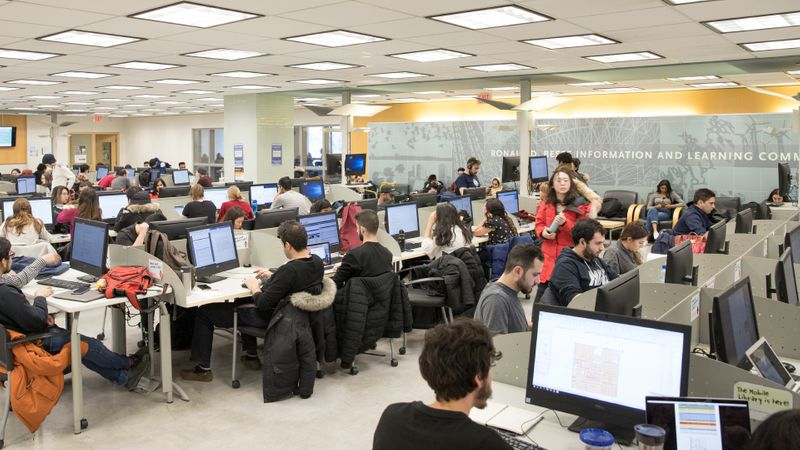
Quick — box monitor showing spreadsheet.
[299,212,340,252]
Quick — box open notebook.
[469,401,544,435]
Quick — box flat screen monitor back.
[254,208,298,230]
[735,209,753,234]
[502,156,519,183]
[666,241,695,285]
[595,269,641,317]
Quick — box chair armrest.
[403,277,445,287]
[672,206,684,228]
[10,329,70,345]
[627,204,644,224]
[235,303,257,311]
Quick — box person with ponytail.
[474,198,516,245]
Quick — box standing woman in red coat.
[533,168,601,302]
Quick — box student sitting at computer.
[271,176,310,216]
[96,167,115,189]
[422,174,443,194]
[9,168,20,176]
[474,199,517,245]
[475,244,543,335]
[766,188,788,205]
[0,198,53,248]
[220,206,246,230]
[422,203,472,260]
[673,188,716,236]
[33,163,46,187]
[454,157,483,195]
[56,188,102,234]
[109,168,131,191]
[150,177,167,200]
[545,218,618,307]
[645,179,684,240]
[182,220,326,382]
[182,184,217,224]
[748,409,800,450]
[373,319,508,450]
[36,169,53,196]
[75,164,90,184]
[178,161,193,176]
[0,237,149,390]
[602,222,647,275]
[487,177,503,198]
[195,167,213,188]
[310,199,332,214]
[114,191,166,233]
[332,210,393,288]
[377,185,395,209]
[534,168,601,303]
[217,185,254,222]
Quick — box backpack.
[100,266,152,311]
[599,197,624,218]
[144,229,191,272]
[339,203,363,252]
[138,168,153,187]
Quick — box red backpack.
[339,203,363,253]
[100,266,153,311]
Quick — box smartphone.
[197,284,211,290]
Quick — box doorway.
[68,133,119,168]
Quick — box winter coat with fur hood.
[113,202,166,232]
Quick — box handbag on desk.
[674,233,707,254]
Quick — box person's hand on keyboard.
[36,287,54,298]
[243,277,262,295]
[253,268,273,279]
[42,253,61,266]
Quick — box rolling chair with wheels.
[230,304,267,390]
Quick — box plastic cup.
[579,428,615,450]
[634,424,666,450]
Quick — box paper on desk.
[646,252,667,262]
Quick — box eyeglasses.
[7,251,14,258]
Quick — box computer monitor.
[526,305,691,444]
[501,156,519,183]
[69,218,108,281]
[150,217,208,240]
[448,195,472,216]
[126,168,135,178]
[711,276,759,369]
[529,156,549,183]
[409,193,437,208]
[665,241,698,286]
[308,242,332,266]
[186,222,240,283]
[225,181,253,192]
[325,154,342,177]
[1,197,53,226]
[250,183,278,207]
[384,202,420,239]
[15,176,36,195]
[344,154,366,176]
[595,269,641,317]
[298,212,340,253]
[463,187,486,201]
[300,180,325,202]
[496,190,519,215]
[705,219,729,255]
[645,397,750,450]
[734,209,753,234]
[778,162,792,198]
[769,248,799,306]
[97,192,129,222]
[159,186,191,198]
[354,198,377,211]
[204,187,229,209]
[172,169,190,186]
[784,225,800,264]
[95,166,108,180]
[254,208,298,230]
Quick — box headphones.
[467,158,479,169]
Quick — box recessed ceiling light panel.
[595,87,643,92]
[6,79,62,85]
[209,71,273,78]
[24,95,62,99]
[51,71,115,79]
[149,79,204,85]
[176,89,218,94]
[585,51,663,63]
[705,11,800,33]
[367,72,430,79]
[184,48,265,60]
[462,63,532,72]
[689,81,739,88]
[58,90,100,95]
[522,34,617,49]
[133,94,168,98]
[0,49,61,60]
[666,75,720,81]
[108,61,181,71]
[131,2,261,28]
[430,5,551,30]
[228,85,278,90]
[413,91,446,95]
[389,49,472,62]
[288,61,359,71]
[289,79,345,84]
[568,81,614,86]
[101,85,147,90]
[39,30,142,47]
[284,30,387,48]
[741,39,800,52]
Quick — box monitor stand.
[568,417,635,446]
[196,275,225,284]
[77,275,99,283]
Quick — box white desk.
[23,269,169,434]
[49,234,71,244]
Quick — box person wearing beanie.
[196,167,213,188]
[42,153,76,189]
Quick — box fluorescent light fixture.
[150,79,204,85]
[430,5,551,30]
[284,30,387,48]
[484,87,517,91]
[101,85,147,90]
[568,81,614,86]
[0,49,60,60]
[666,75,720,81]
[391,98,423,102]
[140,108,165,112]
[664,0,713,4]
[209,71,273,78]
[462,63,532,72]
[6,79,62,85]
[585,51,663,63]
[353,94,382,98]
[228,85,277,90]
[51,71,114,79]
[39,30,142,47]
[788,70,800,76]
[328,104,390,116]
[688,81,739,88]
[172,106,196,109]
[108,114,128,118]
[6,107,37,111]
[121,104,147,108]
[0,87,20,91]
[288,61,359,71]
[131,2,260,28]
[61,102,94,106]
[64,110,89,113]
[413,91,446,95]
[93,106,117,110]
[594,87,643,92]
[195,97,223,102]
[296,98,327,102]
[367,72,430,79]
[108,61,181,71]
[24,95,62,99]
[741,39,800,52]
[130,114,151,117]
[176,89,218,94]
[95,98,124,102]
[522,34,617,49]
[183,110,208,113]
[58,90,100,95]
[705,11,800,33]
[453,95,477,99]
[133,94,168,98]
[289,79,344,84]
[184,48,265,60]
[158,112,179,115]
[154,101,187,105]
[35,104,61,108]
[389,49,472,62]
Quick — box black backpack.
[599,197,624,218]
[138,168,153,187]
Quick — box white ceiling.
[0,0,797,116]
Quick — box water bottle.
[547,220,560,234]
[251,199,258,212]
[398,229,405,252]
[659,264,667,283]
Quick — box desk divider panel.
[327,184,362,203]
[491,332,531,388]
[752,220,788,236]
[156,196,191,220]
[470,199,486,223]
[234,230,250,267]
[728,234,767,258]
[418,205,436,234]
[248,229,288,269]
[771,207,800,221]
[638,253,737,286]
[108,244,186,305]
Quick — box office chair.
[0,324,72,447]
[230,304,266,389]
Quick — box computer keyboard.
[404,241,422,250]
[38,277,91,292]
[494,428,544,450]
[330,255,343,264]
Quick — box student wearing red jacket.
[217,185,254,222]
[533,168,601,303]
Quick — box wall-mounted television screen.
[0,127,16,148]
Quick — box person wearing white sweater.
[422,203,472,260]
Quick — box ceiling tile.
[568,6,692,32]
[220,17,331,39]
[278,2,412,28]
[522,0,664,18]
[348,18,462,39]
[0,2,112,27]
[353,0,503,17]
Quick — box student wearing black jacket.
[113,190,166,232]
[182,220,324,382]
[545,218,618,307]
[332,209,393,288]
[0,238,149,390]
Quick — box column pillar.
[340,90,352,183]
[517,80,533,196]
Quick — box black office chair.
[714,196,741,221]
[597,190,638,222]
[230,304,266,389]
[0,324,70,448]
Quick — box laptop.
[746,337,800,391]
[174,205,185,216]
[645,397,751,450]
[308,242,333,270]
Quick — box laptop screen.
[645,397,751,450]
[308,242,331,265]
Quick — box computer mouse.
[783,361,796,373]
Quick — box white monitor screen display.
[0,127,14,147]
[299,213,340,249]
[386,203,419,236]
[16,176,36,194]
[96,167,108,180]
[172,169,190,185]
[98,194,128,220]
[497,191,519,215]
[250,184,278,206]
[204,188,229,209]
[71,220,106,269]
[530,156,549,181]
